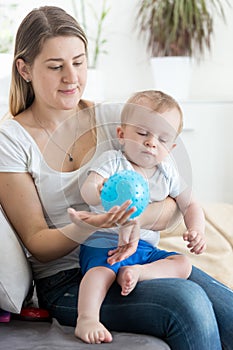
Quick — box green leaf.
[136,0,230,59]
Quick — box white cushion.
[0,206,32,313]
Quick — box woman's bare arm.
[0,172,83,262]
[139,197,179,231]
[0,172,135,262]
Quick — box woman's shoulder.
[94,101,123,125]
[80,99,124,125]
[0,117,19,133]
[0,117,28,137]
[0,116,35,154]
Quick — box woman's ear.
[116,126,125,145]
[16,58,31,82]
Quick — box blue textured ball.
[100,170,149,218]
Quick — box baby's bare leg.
[117,255,192,296]
[139,255,192,280]
[76,266,116,344]
[117,265,141,296]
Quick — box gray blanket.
[0,318,170,349]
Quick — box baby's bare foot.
[117,265,141,296]
[75,316,112,344]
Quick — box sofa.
[0,202,232,349]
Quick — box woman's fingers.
[104,200,136,227]
[112,202,136,226]
[68,200,136,229]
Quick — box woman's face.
[29,36,87,111]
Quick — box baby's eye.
[159,137,167,143]
[137,130,148,136]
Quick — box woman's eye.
[48,62,83,70]
[49,65,62,70]
[73,61,83,66]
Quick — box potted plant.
[136,0,229,100]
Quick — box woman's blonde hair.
[10,6,88,116]
[122,90,183,134]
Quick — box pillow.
[0,206,32,313]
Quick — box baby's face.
[117,107,180,168]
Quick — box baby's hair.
[121,90,183,134]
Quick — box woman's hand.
[68,200,136,229]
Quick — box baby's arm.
[107,220,140,265]
[81,171,105,206]
[81,171,139,262]
[175,190,206,254]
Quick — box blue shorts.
[80,231,178,275]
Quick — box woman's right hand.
[68,200,136,229]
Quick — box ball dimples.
[100,170,149,219]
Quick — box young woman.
[0,6,232,349]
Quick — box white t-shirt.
[0,103,124,278]
[88,149,181,246]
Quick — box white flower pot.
[150,56,192,101]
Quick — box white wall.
[2,0,233,101]
[180,102,233,205]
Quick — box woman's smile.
[59,88,78,95]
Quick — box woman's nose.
[62,66,78,84]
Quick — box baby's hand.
[97,178,108,195]
[183,230,206,254]
[107,220,140,265]
[107,240,138,265]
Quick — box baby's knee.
[170,254,192,278]
[179,254,192,278]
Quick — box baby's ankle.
[77,313,98,322]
